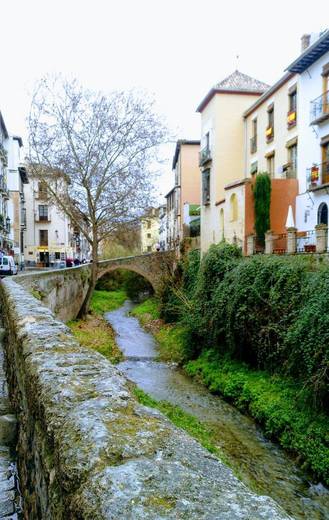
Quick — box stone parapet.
[0,279,290,519]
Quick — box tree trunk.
[77,240,98,319]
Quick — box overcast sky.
[1,0,327,200]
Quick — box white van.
[0,256,18,276]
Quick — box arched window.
[318,202,328,225]
[219,208,224,239]
[230,193,238,222]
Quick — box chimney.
[301,34,311,52]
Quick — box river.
[105,300,329,520]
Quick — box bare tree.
[28,76,168,317]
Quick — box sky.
[1,0,328,201]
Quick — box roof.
[172,139,200,170]
[197,70,270,113]
[287,29,329,73]
[243,72,295,118]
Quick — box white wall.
[296,50,329,231]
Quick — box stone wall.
[0,278,290,519]
[15,265,91,322]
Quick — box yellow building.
[197,70,269,253]
[140,207,160,253]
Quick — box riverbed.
[105,300,329,520]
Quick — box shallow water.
[105,300,329,520]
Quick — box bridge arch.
[96,263,156,292]
[97,251,174,294]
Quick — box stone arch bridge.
[97,251,175,292]
[15,251,175,322]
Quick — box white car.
[0,256,18,276]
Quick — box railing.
[296,230,316,253]
[272,233,287,254]
[265,125,274,142]
[199,146,212,166]
[287,109,297,127]
[0,176,9,198]
[250,135,257,154]
[310,90,329,124]
[307,161,329,189]
[35,216,51,223]
[35,190,48,200]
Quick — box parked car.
[0,256,18,276]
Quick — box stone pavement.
[0,329,20,519]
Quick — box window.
[318,203,328,225]
[219,208,224,239]
[38,205,48,221]
[321,140,329,184]
[230,194,238,222]
[288,86,297,128]
[267,153,275,177]
[147,245,152,252]
[250,118,257,153]
[39,230,48,246]
[147,233,151,238]
[147,220,151,229]
[202,169,210,205]
[288,144,297,178]
[55,252,60,260]
[250,161,258,175]
[266,104,274,142]
[38,181,48,199]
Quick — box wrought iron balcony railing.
[307,161,329,189]
[250,135,257,154]
[310,91,329,124]
[199,146,212,166]
[0,176,9,199]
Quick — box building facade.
[287,31,329,247]
[0,112,28,264]
[140,207,160,253]
[0,113,11,255]
[165,140,200,249]
[23,178,84,266]
[197,71,269,253]
[243,73,299,249]
[158,204,167,251]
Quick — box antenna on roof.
[236,54,240,70]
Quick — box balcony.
[0,177,9,199]
[310,91,329,125]
[199,146,212,166]
[35,216,51,223]
[250,135,257,154]
[282,163,297,179]
[307,161,329,190]
[265,125,274,143]
[287,109,297,128]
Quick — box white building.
[0,112,28,264]
[158,204,167,251]
[287,31,329,246]
[6,136,28,266]
[23,178,89,266]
